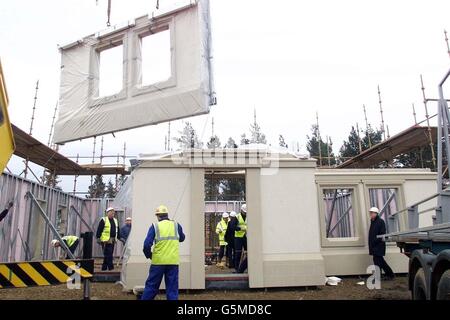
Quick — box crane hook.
[106,0,112,27]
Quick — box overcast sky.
[1,0,450,193]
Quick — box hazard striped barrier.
[0,259,94,289]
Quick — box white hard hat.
[230,211,237,217]
[126,217,132,221]
[106,207,115,213]
[51,239,59,246]
[222,212,229,218]
[156,205,169,215]
[369,207,380,214]
[241,204,247,213]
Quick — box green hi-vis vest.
[216,219,228,246]
[152,220,180,266]
[62,235,78,247]
[235,214,247,238]
[100,217,118,242]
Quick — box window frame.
[89,34,128,107]
[318,183,365,248]
[131,17,177,97]
[363,182,407,239]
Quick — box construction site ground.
[0,275,411,300]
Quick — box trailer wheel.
[436,270,450,300]
[413,268,427,300]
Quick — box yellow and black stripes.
[0,259,94,289]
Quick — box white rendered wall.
[260,168,321,255]
[259,167,326,287]
[403,179,437,228]
[319,171,437,276]
[124,162,438,289]
[125,167,193,290]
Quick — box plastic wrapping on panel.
[53,0,215,144]
[114,177,132,290]
[112,176,133,213]
[119,238,131,289]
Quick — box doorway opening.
[204,170,248,288]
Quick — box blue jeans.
[141,265,179,300]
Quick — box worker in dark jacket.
[120,217,132,243]
[224,211,237,268]
[96,207,121,271]
[0,202,13,223]
[368,207,395,280]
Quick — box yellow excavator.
[0,59,15,172]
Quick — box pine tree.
[225,137,238,149]
[394,144,437,169]
[205,176,222,201]
[362,125,383,150]
[220,178,246,201]
[240,134,250,146]
[117,174,127,190]
[307,125,336,166]
[105,180,117,198]
[240,110,267,145]
[339,126,361,162]
[87,175,106,199]
[41,170,61,190]
[249,118,267,144]
[279,135,288,148]
[339,125,384,164]
[173,122,203,149]
[206,135,221,149]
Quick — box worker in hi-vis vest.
[215,212,230,268]
[51,235,79,259]
[234,204,248,273]
[96,207,121,271]
[142,205,185,301]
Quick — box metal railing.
[385,190,450,235]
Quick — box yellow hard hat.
[156,205,169,215]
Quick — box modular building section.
[123,150,437,290]
[53,1,215,144]
[0,172,129,262]
[316,169,437,277]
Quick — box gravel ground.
[0,276,410,300]
[206,265,235,275]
